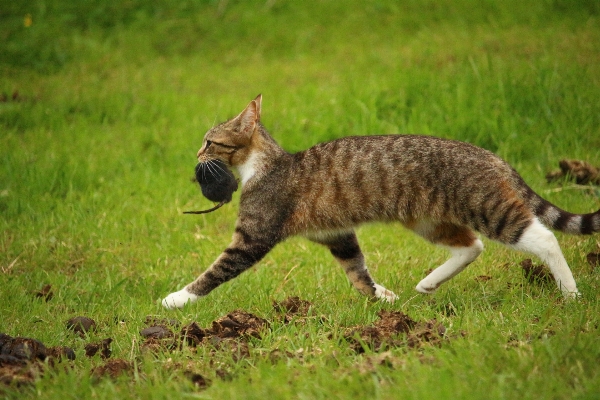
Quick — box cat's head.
[197,94,263,168]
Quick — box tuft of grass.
[1,0,600,398]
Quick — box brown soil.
[91,359,133,380]
[520,259,553,285]
[0,336,47,362]
[185,371,211,389]
[84,338,112,359]
[587,252,600,270]
[273,296,313,323]
[46,346,76,363]
[140,325,174,339]
[66,316,97,337]
[0,356,41,387]
[546,159,600,185]
[210,310,268,339]
[0,334,75,386]
[33,284,54,302]
[4,298,454,389]
[344,310,446,353]
[142,310,268,354]
[180,322,207,347]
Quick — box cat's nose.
[196,148,203,159]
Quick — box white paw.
[374,284,398,303]
[415,280,438,294]
[564,290,581,300]
[162,288,199,309]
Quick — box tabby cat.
[162,95,599,308]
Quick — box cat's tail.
[522,184,600,235]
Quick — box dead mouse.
[184,160,238,214]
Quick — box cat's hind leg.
[307,230,398,303]
[412,222,483,294]
[508,218,579,298]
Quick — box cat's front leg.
[162,228,277,309]
[162,288,199,309]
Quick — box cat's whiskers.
[208,159,228,175]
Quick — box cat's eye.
[205,140,213,149]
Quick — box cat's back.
[291,134,509,182]
[285,134,518,233]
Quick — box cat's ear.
[236,94,262,137]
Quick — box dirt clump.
[373,310,416,335]
[66,316,97,337]
[85,338,112,359]
[141,310,268,354]
[520,259,553,285]
[140,318,180,352]
[33,284,54,301]
[344,310,446,353]
[185,371,211,389]
[181,310,265,361]
[0,336,47,362]
[273,296,313,323]
[0,334,75,387]
[546,159,600,185]
[91,359,133,380]
[587,252,600,270]
[179,322,207,347]
[210,310,268,340]
[140,325,174,340]
[0,355,41,387]
[406,319,447,348]
[46,346,76,363]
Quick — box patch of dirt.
[84,338,112,359]
[179,322,207,347]
[46,346,76,363]
[343,310,446,353]
[0,334,76,387]
[520,259,553,285]
[141,310,268,354]
[273,296,313,323]
[210,310,268,339]
[140,325,174,340]
[140,318,180,353]
[0,355,41,387]
[406,319,447,348]
[0,336,47,362]
[587,252,600,270]
[91,359,133,380]
[185,371,211,389]
[475,275,493,282]
[546,159,600,185]
[66,316,97,337]
[33,284,54,301]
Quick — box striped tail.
[526,191,600,235]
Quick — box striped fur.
[161,95,598,309]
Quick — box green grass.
[1,0,600,398]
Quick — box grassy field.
[1,0,600,398]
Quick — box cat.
[162,94,600,309]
